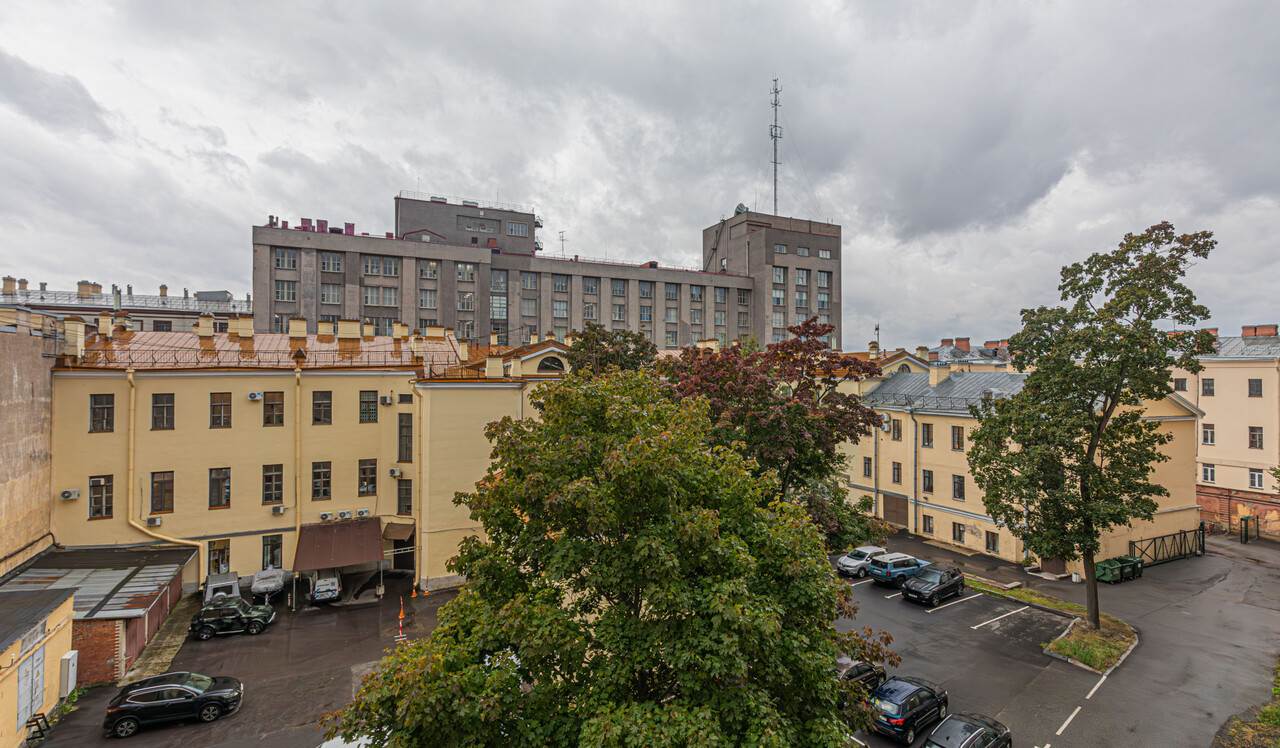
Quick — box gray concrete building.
[252,193,842,349]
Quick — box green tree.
[967,222,1216,630]
[564,320,657,376]
[798,483,892,553]
[325,369,897,747]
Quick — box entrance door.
[883,496,909,527]
[16,644,44,730]
[393,536,415,570]
[1041,557,1067,575]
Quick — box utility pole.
[770,78,782,216]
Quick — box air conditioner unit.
[356,509,371,518]
[247,392,264,401]
[388,468,403,478]
[379,395,393,405]
[879,414,892,432]
[59,489,79,501]
[319,512,334,521]
[89,477,106,487]
[146,517,163,527]
[337,510,352,520]
[271,505,286,516]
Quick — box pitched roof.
[0,547,193,620]
[1210,335,1280,358]
[0,589,75,652]
[863,371,1029,412]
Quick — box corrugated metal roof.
[0,590,76,652]
[1211,335,1280,358]
[0,548,193,620]
[293,518,384,571]
[863,372,1029,412]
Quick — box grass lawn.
[1216,661,1280,748]
[967,580,1136,672]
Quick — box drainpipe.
[413,386,426,594]
[292,367,302,610]
[872,417,880,518]
[126,369,203,583]
[908,403,920,534]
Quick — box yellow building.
[50,313,568,592]
[0,589,74,748]
[1170,325,1280,536]
[842,362,1203,575]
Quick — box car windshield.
[915,569,944,584]
[184,673,213,693]
[849,550,869,560]
[872,696,900,716]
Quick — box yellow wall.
[0,595,74,748]
[1171,359,1280,496]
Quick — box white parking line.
[971,605,1030,629]
[1056,705,1081,736]
[1086,674,1107,699]
[925,594,982,613]
[884,592,902,599]
[850,579,874,587]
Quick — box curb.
[967,574,1022,591]
[972,585,1075,620]
[1103,628,1140,677]
[1044,619,1102,674]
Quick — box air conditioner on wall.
[388,468,402,478]
[356,509,370,518]
[59,489,79,501]
[319,512,334,521]
[146,517,163,527]
[89,477,106,487]
[379,395,393,405]
[879,414,892,432]
[271,505,286,516]
[337,510,352,520]
[247,392,263,401]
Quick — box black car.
[902,565,965,607]
[103,671,243,738]
[924,713,1011,747]
[868,676,949,744]
[188,597,276,640]
[839,660,887,692]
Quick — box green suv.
[188,598,277,641]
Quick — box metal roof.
[293,518,384,571]
[1,289,249,314]
[863,372,1029,412]
[0,547,193,620]
[0,589,75,652]
[1210,335,1280,358]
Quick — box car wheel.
[246,621,264,635]
[939,701,947,721]
[196,626,215,641]
[858,567,868,578]
[199,703,223,723]
[113,717,141,738]
[895,577,905,589]
[929,593,940,607]
[903,726,915,744]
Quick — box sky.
[1,1,1277,350]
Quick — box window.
[397,479,413,515]
[507,221,528,237]
[690,285,704,303]
[772,289,786,307]
[208,540,230,576]
[613,304,626,322]
[319,283,342,305]
[891,418,902,441]
[922,515,934,535]
[584,302,597,320]
[665,330,678,348]
[795,291,808,308]
[419,260,438,280]
[383,257,400,276]
[1172,377,1187,392]
[457,262,476,282]
[553,274,569,293]
[1249,426,1264,450]
[358,390,381,423]
[274,280,297,303]
[863,457,873,478]
[715,287,727,304]
[774,243,787,254]
[151,394,174,430]
[952,475,965,500]
[398,413,413,462]
[553,300,568,318]
[209,393,231,428]
[364,286,395,306]
[419,289,437,309]
[491,295,508,319]
[359,459,377,495]
[918,423,933,447]
[772,312,786,328]
[153,320,172,332]
[773,267,786,284]
[418,318,438,330]
[312,462,331,499]
[521,272,538,290]
[1249,379,1263,397]
[1202,378,1215,396]
[663,283,678,301]
[797,246,810,257]
[144,470,172,514]
[457,291,475,311]
[818,270,831,288]
[891,461,902,484]
[273,314,286,333]
[951,425,965,451]
[459,320,476,340]
[209,468,231,509]
[738,311,749,327]
[639,306,652,322]
[795,269,808,286]
[690,308,703,325]
[818,248,832,259]
[263,391,284,426]
[89,475,113,518]
[665,307,678,323]
[953,523,966,544]
[817,292,830,310]
[737,289,750,305]
[312,391,332,424]
[521,298,537,317]
[262,534,283,570]
[639,281,653,298]
[489,269,507,292]
[1202,464,1215,482]
[986,531,999,554]
[922,469,934,493]
[262,464,283,504]
[1202,423,1215,445]
[273,247,297,269]
[583,277,598,295]
[1250,468,1265,490]
[714,310,726,326]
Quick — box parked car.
[836,545,889,578]
[868,676,949,744]
[869,553,932,587]
[923,713,1011,748]
[311,568,343,602]
[189,597,276,640]
[902,565,966,607]
[838,659,887,691]
[103,671,243,738]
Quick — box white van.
[310,568,343,602]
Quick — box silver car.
[836,545,888,578]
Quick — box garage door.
[883,496,909,527]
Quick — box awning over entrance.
[382,522,415,541]
[293,517,383,571]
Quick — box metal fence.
[1129,527,1205,566]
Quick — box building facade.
[252,194,842,349]
[2,276,249,333]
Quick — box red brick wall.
[1198,484,1280,538]
[72,619,122,685]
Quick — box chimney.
[928,351,938,361]
[337,318,361,340]
[983,340,1001,349]
[868,340,880,359]
[362,322,375,337]
[423,325,445,339]
[941,338,954,348]
[1205,328,1218,338]
[392,321,408,338]
[564,331,576,347]
[126,284,133,296]
[1245,324,1279,337]
[317,219,329,234]
[344,222,354,236]
[485,355,505,378]
[1000,339,1009,348]
[955,337,970,352]
[915,346,929,360]
[96,312,112,340]
[317,319,335,336]
[489,331,498,346]
[457,335,468,362]
[410,333,423,360]
[288,317,308,339]
[184,288,189,299]
[2,276,14,295]
[16,278,27,292]
[530,331,538,345]
[62,317,86,357]
[508,356,523,379]
[544,331,554,341]
[239,316,255,338]
[38,282,46,292]
[196,313,215,337]
[77,280,96,298]
[929,363,951,387]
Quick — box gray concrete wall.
[0,309,55,576]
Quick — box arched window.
[897,363,911,373]
[537,356,566,373]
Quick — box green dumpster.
[1118,555,1145,579]
[1095,558,1121,583]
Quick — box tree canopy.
[326,369,896,747]
[967,222,1216,629]
[564,320,658,376]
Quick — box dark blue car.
[868,676,949,744]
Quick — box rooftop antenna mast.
[558,230,567,255]
[770,78,782,216]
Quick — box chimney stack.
[955,337,970,352]
[38,282,46,292]
[159,284,168,297]
[196,313,215,337]
[239,315,255,338]
[2,276,14,295]
[337,318,361,340]
[288,317,308,339]
[941,338,954,348]
[423,325,445,339]
[489,331,498,346]
[868,340,880,359]
[126,284,133,296]
[77,280,96,299]
[485,356,505,378]
[362,322,375,337]
[916,346,929,360]
[508,356,523,379]
[16,279,27,292]
[530,331,538,345]
[96,312,112,340]
[929,363,951,387]
[392,321,408,338]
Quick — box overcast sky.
[2,1,1277,349]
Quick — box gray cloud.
[0,49,113,138]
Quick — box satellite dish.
[734,203,749,215]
